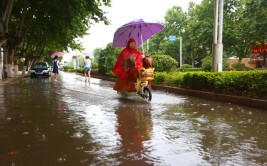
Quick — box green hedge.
[151,54,177,72]
[154,70,267,98]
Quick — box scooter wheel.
[142,87,152,101]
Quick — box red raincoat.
[112,38,143,92]
[112,38,143,80]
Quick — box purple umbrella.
[112,19,165,48]
[82,51,94,58]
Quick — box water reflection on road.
[0,72,266,166]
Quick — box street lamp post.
[0,19,3,79]
[212,0,224,72]
[167,35,182,68]
[180,37,182,69]
[0,48,3,79]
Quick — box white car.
[30,62,51,78]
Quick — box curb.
[152,85,267,110]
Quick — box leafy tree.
[1,0,111,77]
[235,0,267,63]
[93,47,103,64]
[183,0,214,66]
[98,43,121,75]
[240,0,267,44]
[0,0,13,46]
[148,6,186,63]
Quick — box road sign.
[168,35,176,41]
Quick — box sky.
[80,0,202,53]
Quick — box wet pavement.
[0,72,266,166]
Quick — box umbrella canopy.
[112,19,165,48]
[82,52,94,58]
[51,51,64,58]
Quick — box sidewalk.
[0,70,29,81]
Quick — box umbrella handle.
[141,34,145,57]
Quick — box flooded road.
[0,72,266,166]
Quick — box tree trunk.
[263,54,266,68]
[3,46,8,78]
[0,46,3,79]
[1,0,14,78]
[13,54,18,76]
[3,0,14,33]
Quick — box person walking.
[84,56,91,82]
[52,56,60,81]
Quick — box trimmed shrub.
[165,72,184,86]
[62,66,74,71]
[181,72,213,90]
[154,72,167,84]
[151,54,177,72]
[201,55,229,71]
[177,70,267,98]
[154,72,185,86]
[181,64,192,68]
[201,56,212,71]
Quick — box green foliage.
[91,61,98,69]
[182,64,192,68]
[212,71,267,97]
[231,62,246,70]
[201,55,229,71]
[148,0,267,67]
[151,54,177,72]
[201,55,212,71]
[93,48,102,64]
[181,72,214,90]
[2,0,111,65]
[148,6,186,59]
[18,58,25,68]
[62,66,74,71]
[173,70,267,98]
[3,0,267,71]
[183,0,214,63]
[165,72,185,86]
[182,68,204,72]
[76,68,84,73]
[153,70,267,98]
[98,43,121,75]
[179,64,203,72]
[154,72,167,84]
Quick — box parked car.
[30,62,52,78]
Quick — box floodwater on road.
[0,72,266,166]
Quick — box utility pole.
[212,0,224,72]
[180,37,182,69]
[0,48,3,79]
